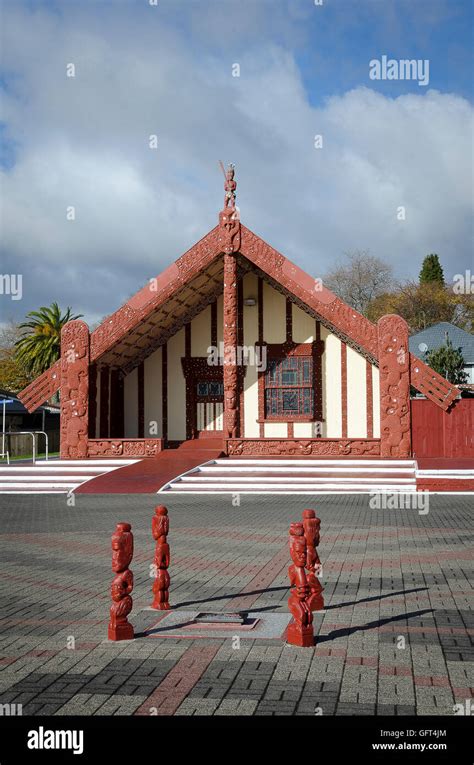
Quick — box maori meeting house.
[18,166,459,467]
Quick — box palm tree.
[15,303,83,377]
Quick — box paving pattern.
[0,493,472,716]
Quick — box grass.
[2,452,60,462]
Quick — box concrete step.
[0,459,138,494]
[164,483,418,493]
[179,474,416,484]
[160,457,418,494]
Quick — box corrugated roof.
[409,322,474,363]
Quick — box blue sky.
[1,0,473,326]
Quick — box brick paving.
[0,493,472,717]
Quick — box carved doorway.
[182,359,224,439]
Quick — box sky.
[1,0,473,328]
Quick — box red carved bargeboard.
[60,321,90,460]
[87,439,163,457]
[240,225,379,360]
[226,438,381,457]
[378,315,411,459]
[17,359,61,413]
[409,355,458,411]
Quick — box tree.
[0,322,34,393]
[367,281,473,332]
[424,335,468,384]
[15,303,83,378]
[419,254,444,285]
[324,250,394,315]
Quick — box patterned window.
[265,357,314,417]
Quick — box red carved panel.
[87,439,163,457]
[60,321,89,460]
[377,315,411,458]
[409,355,458,411]
[227,438,381,457]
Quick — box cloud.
[1,2,472,327]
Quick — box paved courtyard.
[0,493,472,716]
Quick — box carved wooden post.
[223,253,239,439]
[377,315,412,458]
[287,522,314,647]
[219,163,241,440]
[60,320,90,459]
[108,522,134,641]
[302,509,324,611]
[151,506,171,610]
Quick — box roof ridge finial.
[218,161,240,254]
[219,160,237,211]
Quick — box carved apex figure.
[223,163,237,209]
[287,522,314,647]
[108,522,134,641]
[219,161,240,254]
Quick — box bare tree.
[324,250,395,316]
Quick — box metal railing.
[1,431,49,465]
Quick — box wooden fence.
[411,398,474,458]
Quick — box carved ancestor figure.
[219,162,240,254]
[151,505,171,610]
[223,163,237,208]
[302,509,324,611]
[287,523,314,647]
[224,385,238,439]
[108,522,134,641]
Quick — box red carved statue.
[151,505,171,610]
[302,509,324,611]
[108,522,134,641]
[287,522,314,647]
